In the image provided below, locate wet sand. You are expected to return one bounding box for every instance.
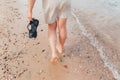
[0,0,118,80]
[72,0,120,79]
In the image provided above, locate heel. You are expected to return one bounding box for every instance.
[51,57,58,63]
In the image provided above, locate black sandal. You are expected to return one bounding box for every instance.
[27,18,39,38]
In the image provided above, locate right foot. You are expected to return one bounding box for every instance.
[56,45,65,57]
[56,45,62,53]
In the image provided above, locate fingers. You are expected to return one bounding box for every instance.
[28,17,32,21]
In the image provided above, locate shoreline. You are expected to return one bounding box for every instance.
[72,8,120,80]
[72,10,120,80]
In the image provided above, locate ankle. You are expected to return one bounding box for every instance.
[52,53,58,57]
[56,44,63,53]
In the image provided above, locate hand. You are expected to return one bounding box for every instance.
[28,11,33,21]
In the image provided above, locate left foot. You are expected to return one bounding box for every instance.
[51,56,58,63]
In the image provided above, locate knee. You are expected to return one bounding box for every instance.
[59,23,66,30]
[48,22,57,30]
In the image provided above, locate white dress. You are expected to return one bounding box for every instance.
[42,0,71,24]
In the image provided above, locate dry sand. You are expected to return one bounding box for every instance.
[0,0,118,80]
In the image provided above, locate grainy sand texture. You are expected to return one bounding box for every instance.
[0,0,120,80]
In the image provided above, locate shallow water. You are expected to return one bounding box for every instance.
[71,0,120,50]
[71,0,120,80]
[72,0,120,46]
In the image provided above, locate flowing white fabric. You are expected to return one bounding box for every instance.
[42,0,71,24]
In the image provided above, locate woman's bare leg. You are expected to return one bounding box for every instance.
[57,18,67,55]
[48,22,58,63]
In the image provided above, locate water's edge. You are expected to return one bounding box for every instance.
[71,11,120,80]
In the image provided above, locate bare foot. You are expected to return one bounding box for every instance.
[56,45,65,57]
[56,45,62,53]
[51,56,58,63]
